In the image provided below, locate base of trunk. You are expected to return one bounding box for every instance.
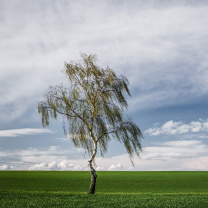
[88,163,97,194]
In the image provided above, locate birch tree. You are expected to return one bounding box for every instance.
[38,53,143,194]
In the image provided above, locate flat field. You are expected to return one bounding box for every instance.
[0,171,207,207]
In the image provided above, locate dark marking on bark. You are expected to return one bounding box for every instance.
[88,162,97,194]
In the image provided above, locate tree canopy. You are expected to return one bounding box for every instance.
[38,53,143,193]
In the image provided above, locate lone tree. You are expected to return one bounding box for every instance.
[38,53,143,194]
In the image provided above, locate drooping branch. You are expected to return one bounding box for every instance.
[38,53,143,167]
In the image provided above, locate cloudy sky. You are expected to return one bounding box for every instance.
[1,0,208,171]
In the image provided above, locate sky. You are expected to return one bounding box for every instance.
[1,0,208,171]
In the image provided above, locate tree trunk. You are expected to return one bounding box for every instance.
[88,161,97,194]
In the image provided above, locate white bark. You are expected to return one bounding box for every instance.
[88,139,97,194]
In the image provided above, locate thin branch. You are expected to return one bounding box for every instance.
[96,121,130,142]
[96,129,118,142]
[43,105,77,118]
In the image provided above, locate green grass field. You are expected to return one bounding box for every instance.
[0,171,207,207]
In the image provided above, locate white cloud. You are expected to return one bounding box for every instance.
[142,140,207,160]
[185,156,208,170]
[108,163,123,171]
[48,161,58,169]
[0,165,9,170]
[0,164,14,170]
[58,160,74,170]
[28,159,108,171]
[96,166,104,171]
[145,119,208,135]
[28,163,47,170]
[0,128,54,137]
[0,146,66,164]
[29,160,124,171]
[198,135,208,139]
[139,140,208,170]
[162,140,202,147]
[28,160,87,171]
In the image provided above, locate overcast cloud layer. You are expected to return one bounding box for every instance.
[1,0,208,170]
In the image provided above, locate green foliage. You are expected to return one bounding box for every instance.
[38,53,142,160]
[0,171,208,207]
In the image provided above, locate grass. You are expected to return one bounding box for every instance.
[0,171,208,207]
